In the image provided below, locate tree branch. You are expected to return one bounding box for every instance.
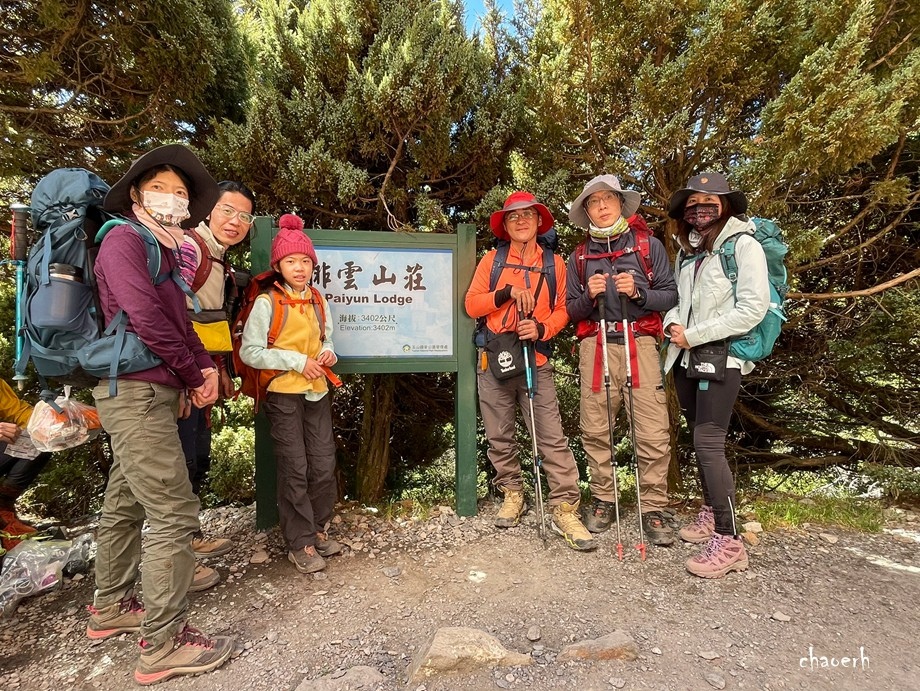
[789,267,920,300]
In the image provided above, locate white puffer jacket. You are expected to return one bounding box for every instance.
[663,216,769,375]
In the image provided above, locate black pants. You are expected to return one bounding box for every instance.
[0,447,53,508]
[262,392,337,551]
[673,365,742,535]
[177,405,212,496]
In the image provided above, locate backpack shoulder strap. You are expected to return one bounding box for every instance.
[488,244,510,292]
[633,227,655,283]
[542,245,557,308]
[717,233,745,284]
[309,285,327,343]
[184,229,216,293]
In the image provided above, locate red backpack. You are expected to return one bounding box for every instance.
[571,214,662,340]
[230,270,341,411]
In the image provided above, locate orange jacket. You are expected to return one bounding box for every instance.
[464,243,569,366]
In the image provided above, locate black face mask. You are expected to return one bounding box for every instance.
[683,203,721,230]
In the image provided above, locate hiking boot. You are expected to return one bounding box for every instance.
[583,498,615,533]
[134,623,234,686]
[315,531,342,557]
[494,487,525,528]
[86,592,145,640]
[188,564,220,592]
[679,505,715,544]
[641,510,676,546]
[686,533,749,579]
[191,534,233,559]
[288,545,326,573]
[551,501,597,551]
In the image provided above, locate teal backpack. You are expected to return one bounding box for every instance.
[715,217,789,361]
[15,168,199,397]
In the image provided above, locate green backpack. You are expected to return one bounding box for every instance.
[715,217,789,361]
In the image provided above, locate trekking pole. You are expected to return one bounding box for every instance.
[10,204,29,389]
[594,273,623,560]
[620,292,646,560]
[520,312,547,548]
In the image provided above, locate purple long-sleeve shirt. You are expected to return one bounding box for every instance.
[94,222,213,389]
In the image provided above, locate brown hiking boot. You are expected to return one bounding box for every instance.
[288,545,326,573]
[583,498,615,533]
[315,531,342,557]
[188,564,220,592]
[679,505,715,544]
[86,592,145,640]
[551,500,597,551]
[494,487,525,528]
[641,510,676,546]
[686,533,749,579]
[134,624,234,686]
[191,534,233,558]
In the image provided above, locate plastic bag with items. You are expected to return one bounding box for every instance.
[27,386,102,452]
[0,539,72,616]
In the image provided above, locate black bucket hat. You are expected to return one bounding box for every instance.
[667,172,748,219]
[103,144,219,228]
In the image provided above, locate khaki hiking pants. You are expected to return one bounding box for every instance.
[477,360,580,506]
[578,335,671,512]
[92,380,199,647]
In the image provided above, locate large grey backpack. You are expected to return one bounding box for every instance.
[15,168,168,396]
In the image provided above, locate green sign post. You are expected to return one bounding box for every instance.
[249,218,478,528]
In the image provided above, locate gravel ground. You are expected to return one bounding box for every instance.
[1,501,918,691]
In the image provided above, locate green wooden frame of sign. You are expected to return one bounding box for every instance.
[249,218,478,529]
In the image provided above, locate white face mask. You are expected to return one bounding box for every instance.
[141,191,190,226]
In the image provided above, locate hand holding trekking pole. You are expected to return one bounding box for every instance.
[595,271,624,560]
[519,310,547,548]
[619,292,646,561]
[10,204,29,389]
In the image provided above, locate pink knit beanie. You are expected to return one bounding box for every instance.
[270,214,318,267]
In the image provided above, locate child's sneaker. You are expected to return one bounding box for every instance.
[134,624,234,686]
[679,505,715,544]
[315,532,342,557]
[86,592,145,640]
[288,545,326,573]
[686,533,749,579]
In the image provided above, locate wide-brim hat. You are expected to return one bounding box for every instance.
[489,191,554,241]
[569,175,642,229]
[103,144,219,228]
[667,172,748,219]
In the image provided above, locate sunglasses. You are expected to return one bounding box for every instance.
[214,204,255,225]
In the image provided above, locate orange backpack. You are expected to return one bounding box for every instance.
[230,270,341,411]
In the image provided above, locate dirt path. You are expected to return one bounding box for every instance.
[1,503,918,690]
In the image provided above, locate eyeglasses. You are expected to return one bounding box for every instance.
[214,204,256,225]
[505,209,538,224]
[585,192,622,210]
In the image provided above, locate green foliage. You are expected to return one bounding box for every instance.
[19,438,108,520]
[749,496,884,532]
[0,0,251,180]
[207,425,256,506]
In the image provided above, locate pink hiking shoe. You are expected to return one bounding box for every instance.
[679,505,715,544]
[686,533,749,579]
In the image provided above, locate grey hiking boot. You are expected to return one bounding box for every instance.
[315,531,342,557]
[494,487,525,528]
[641,510,676,546]
[288,545,326,573]
[583,498,615,533]
[551,500,597,551]
[686,533,749,579]
[679,505,715,544]
[86,592,145,640]
[134,624,234,686]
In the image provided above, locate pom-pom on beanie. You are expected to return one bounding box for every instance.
[270,214,318,267]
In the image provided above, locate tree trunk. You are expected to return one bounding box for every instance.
[356,373,397,502]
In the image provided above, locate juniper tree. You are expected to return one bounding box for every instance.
[208,0,522,500]
[515,0,920,472]
[0,0,250,180]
